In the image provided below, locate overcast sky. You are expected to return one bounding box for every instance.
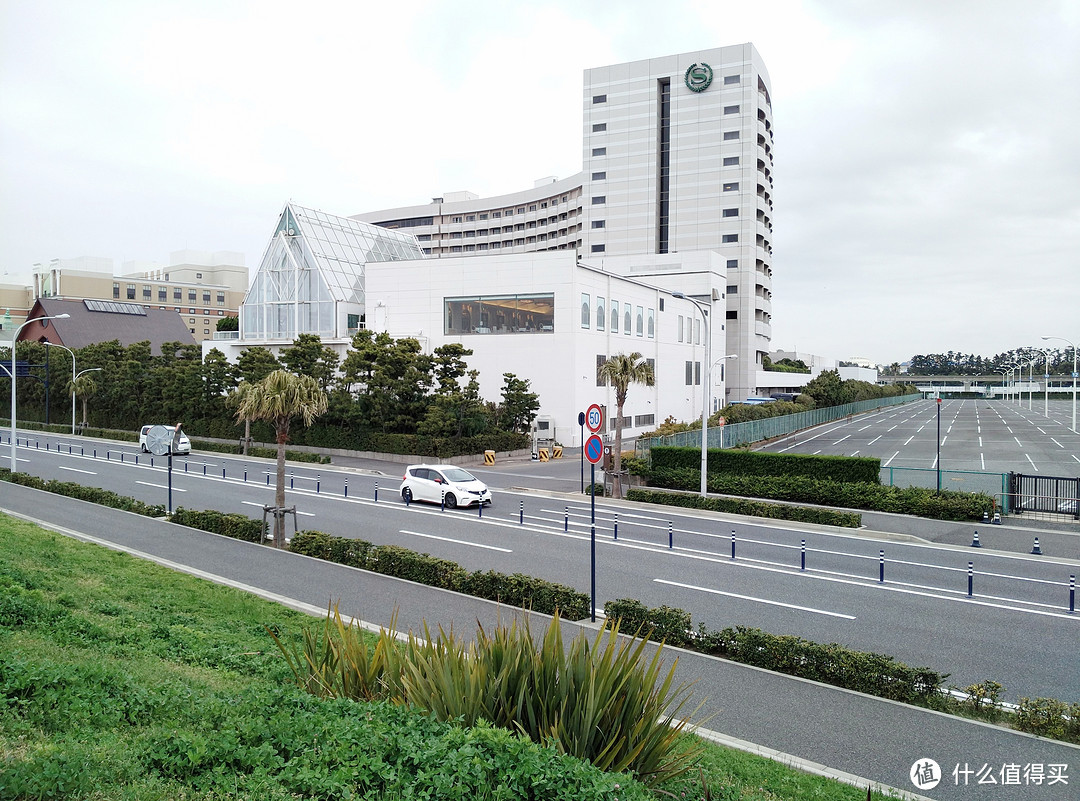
[2,0,1077,365]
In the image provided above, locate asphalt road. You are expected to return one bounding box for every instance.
[1,480,1076,801]
[8,429,1080,704]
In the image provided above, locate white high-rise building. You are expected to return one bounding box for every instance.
[354,44,774,405]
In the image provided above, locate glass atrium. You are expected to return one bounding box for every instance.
[242,203,425,341]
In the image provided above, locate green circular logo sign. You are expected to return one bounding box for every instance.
[684,62,713,93]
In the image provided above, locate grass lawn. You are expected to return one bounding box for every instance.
[0,512,896,800]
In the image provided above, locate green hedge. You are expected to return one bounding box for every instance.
[643,466,994,522]
[169,508,266,542]
[651,447,881,484]
[604,599,945,705]
[289,530,590,620]
[625,488,862,527]
[0,469,166,517]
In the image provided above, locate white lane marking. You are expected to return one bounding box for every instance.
[1014,437,1023,447]
[400,529,512,553]
[858,425,872,432]
[883,451,899,467]
[940,436,948,446]
[1025,454,1037,472]
[241,500,314,516]
[136,481,186,491]
[978,436,983,447]
[654,579,855,620]
[867,436,881,445]
[981,453,985,470]
[1051,438,1065,449]
[833,435,850,445]
[947,426,952,434]
[903,436,914,446]
[1073,455,1080,464]
[58,465,97,475]
[888,425,897,432]
[849,451,860,457]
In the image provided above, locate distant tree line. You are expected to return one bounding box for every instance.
[1,331,540,450]
[906,348,1075,376]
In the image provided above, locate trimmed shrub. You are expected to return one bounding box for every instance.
[625,488,862,528]
[604,599,947,705]
[0,469,166,517]
[288,531,591,620]
[642,466,994,522]
[650,447,881,484]
[169,508,266,542]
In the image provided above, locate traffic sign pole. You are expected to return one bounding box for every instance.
[578,411,585,494]
[590,461,596,623]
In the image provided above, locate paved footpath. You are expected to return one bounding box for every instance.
[2,482,1077,801]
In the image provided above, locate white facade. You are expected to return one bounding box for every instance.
[365,251,707,446]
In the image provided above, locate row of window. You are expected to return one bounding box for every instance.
[115,283,227,305]
[448,196,572,224]
[590,73,740,107]
[581,295,655,338]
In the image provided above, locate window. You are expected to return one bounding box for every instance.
[112,283,119,299]
[727,259,738,268]
[591,220,605,229]
[723,208,738,217]
[659,298,664,311]
[450,245,462,253]
[623,303,631,334]
[592,196,606,205]
[596,354,608,386]
[634,414,655,427]
[591,244,606,253]
[479,213,488,220]
[724,74,740,85]
[596,297,605,331]
[592,94,607,103]
[203,329,210,335]
[466,215,475,222]
[445,293,554,334]
[173,288,182,300]
[647,308,655,338]
[722,234,739,243]
[466,230,476,236]
[635,306,643,337]
[188,290,196,301]
[678,315,684,343]
[196,273,202,279]
[202,291,211,303]
[516,207,525,214]
[724,105,740,114]
[450,231,462,239]
[727,285,738,294]
[592,147,606,157]
[451,216,462,223]
[158,286,167,301]
[695,362,701,385]
[610,299,619,333]
[142,286,151,300]
[592,171,606,180]
[528,204,537,212]
[492,211,501,218]
[581,293,590,328]
[727,310,738,319]
[723,130,740,140]
[723,182,739,191]
[723,157,740,166]
[685,361,693,385]
[694,318,701,345]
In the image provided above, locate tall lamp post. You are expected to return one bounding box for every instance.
[672,291,713,497]
[43,341,76,435]
[3,314,70,471]
[72,367,103,433]
[1042,335,1077,433]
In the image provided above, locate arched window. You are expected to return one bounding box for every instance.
[596,297,606,330]
[581,294,591,328]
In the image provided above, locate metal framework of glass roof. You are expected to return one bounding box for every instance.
[242,203,424,341]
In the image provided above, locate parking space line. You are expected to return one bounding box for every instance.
[654,579,856,620]
[400,530,512,552]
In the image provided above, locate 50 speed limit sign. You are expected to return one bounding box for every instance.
[585,403,604,433]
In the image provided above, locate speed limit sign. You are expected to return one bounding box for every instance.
[586,403,604,433]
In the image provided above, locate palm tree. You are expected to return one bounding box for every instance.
[234,370,328,547]
[227,381,257,456]
[598,352,654,498]
[67,373,99,429]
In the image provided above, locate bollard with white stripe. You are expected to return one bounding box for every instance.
[374,481,378,502]
[801,538,806,571]
[564,506,569,532]
[613,513,618,540]
[1070,575,1075,614]
[968,562,974,597]
[668,521,673,549]
[731,530,736,560]
[519,501,523,525]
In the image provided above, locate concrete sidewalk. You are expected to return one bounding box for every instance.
[2,482,1076,801]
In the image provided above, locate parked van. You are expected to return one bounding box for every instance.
[138,425,191,455]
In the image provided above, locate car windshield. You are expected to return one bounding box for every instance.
[442,468,477,483]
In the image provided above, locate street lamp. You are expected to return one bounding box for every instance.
[672,290,722,497]
[1042,335,1077,434]
[72,367,103,434]
[2,314,70,472]
[43,341,76,434]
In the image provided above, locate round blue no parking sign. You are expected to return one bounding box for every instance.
[585,434,604,464]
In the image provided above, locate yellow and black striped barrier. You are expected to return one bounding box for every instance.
[538,448,549,462]
[484,450,495,465]
[552,445,563,459]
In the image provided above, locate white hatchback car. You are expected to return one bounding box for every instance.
[400,464,492,509]
[138,425,191,455]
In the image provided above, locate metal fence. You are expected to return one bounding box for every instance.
[637,393,918,457]
[879,465,1009,505]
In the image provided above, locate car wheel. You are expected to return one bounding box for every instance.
[402,487,413,504]
[443,492,458,509]
[141,444,148,453]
